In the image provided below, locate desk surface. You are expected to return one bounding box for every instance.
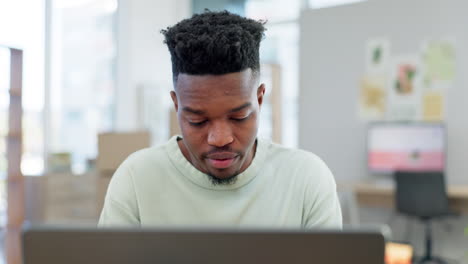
[352,182,468,214]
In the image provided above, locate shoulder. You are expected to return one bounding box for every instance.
[265,141,330,174]
[104,141,173,191]
[263,141,336,189]
[106,141,174,195]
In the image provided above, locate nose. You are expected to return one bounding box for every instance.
[207,121,234,147]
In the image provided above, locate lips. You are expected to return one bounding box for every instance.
[206,152,237,160]
[206,152,238,169]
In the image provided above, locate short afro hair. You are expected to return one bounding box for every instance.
[161,10,266,84]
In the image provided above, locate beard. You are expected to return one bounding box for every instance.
[206,171,239,186]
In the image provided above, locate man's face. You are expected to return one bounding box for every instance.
[171,69,265,183]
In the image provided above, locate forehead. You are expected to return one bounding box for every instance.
[175,69,257,104]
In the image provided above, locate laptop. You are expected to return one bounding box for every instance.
[22,226,385,264]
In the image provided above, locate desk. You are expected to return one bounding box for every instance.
[354,183,468,214]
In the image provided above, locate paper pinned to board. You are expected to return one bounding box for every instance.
[386,55,422,121]
[422,91,444,121]
[359,75,386,120]
[419,39,454,121]
[365,38,391,74]
[422,39,456,86]
[359,37,455,122]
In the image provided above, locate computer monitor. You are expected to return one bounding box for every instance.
[22,227,385,264]
[367,122,445,174]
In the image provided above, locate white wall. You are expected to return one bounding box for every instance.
[115,0,191,131]
[299,0,468,185]
[298,0,468,258]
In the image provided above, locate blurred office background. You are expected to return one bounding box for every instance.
[1,0,468,263]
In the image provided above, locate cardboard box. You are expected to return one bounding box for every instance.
[97,131,151,172]
[24,170,115,225]
[43,172,101,224]
[169,109,181,137]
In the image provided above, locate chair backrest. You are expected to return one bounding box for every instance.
[394,171,449,219]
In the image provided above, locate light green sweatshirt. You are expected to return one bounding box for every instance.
[99,136,342,229]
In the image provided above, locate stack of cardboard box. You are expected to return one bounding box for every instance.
[41,131,151,225]
[43,171,99,224]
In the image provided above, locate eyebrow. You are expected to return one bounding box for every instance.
[229,102,252,113]
[182,102,252,115]
[182,107,205,115]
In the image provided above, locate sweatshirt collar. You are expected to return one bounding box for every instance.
[166,135,269,191]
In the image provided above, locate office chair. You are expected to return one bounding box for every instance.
[394,171,455,264]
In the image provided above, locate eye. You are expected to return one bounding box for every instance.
[189,120,207,127]
[231,115,250,122]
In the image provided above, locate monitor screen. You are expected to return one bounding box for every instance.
[368,123,445,173]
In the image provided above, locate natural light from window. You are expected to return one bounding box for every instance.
[0,0,45,176]
[309,0,367,9]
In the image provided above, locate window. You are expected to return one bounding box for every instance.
[0,47,10,228]
[246,0,301,22]
[246,0,301,147]
[309,0,367,9]
[0,0,45,176]
[0,48,10,178]
[49,0,117,174]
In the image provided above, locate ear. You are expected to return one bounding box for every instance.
[257,83,266,108]
[170,91,178,112]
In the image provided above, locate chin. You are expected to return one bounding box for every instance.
[209,168,238,179]
[207,172,239,186]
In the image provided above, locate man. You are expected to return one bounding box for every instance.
[99,10,342,228]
